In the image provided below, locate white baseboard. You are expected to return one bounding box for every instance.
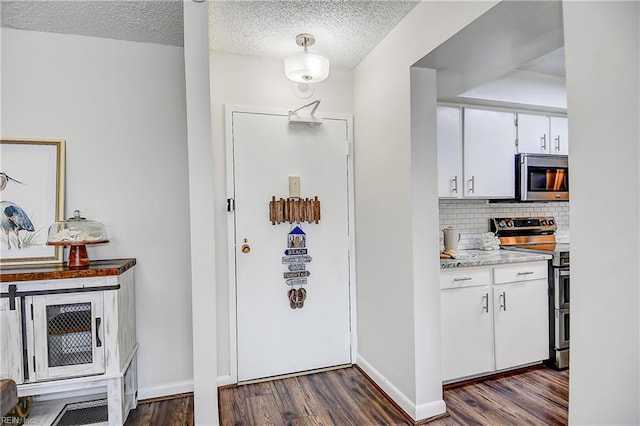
[356,355,446,422]
[416,399,447,421]
[137,380,194,401]
[217,374,234,387]
[133,375,234,402]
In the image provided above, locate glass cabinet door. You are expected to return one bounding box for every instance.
[31,292,105,381]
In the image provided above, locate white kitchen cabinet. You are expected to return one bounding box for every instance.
[0,259,138,426]
[440,260,549,383]
[437,106,463,198]
[517,113,569,155]
[493,263,549,370]
[441,285,493,381]
[463,108,516,198]
[550,116,569,155]
[440,267,493,382]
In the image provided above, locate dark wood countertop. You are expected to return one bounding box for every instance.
[0,258,136,282]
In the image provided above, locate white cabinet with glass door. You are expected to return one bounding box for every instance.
[0,260,138,426]
[29,292,105,381]
[517,113,569,155]
[463,108,516,198]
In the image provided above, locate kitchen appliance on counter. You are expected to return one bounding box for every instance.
[515,154,569,201]
[442,227,461,253]
[490,216,570,370]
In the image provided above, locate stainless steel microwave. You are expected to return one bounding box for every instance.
[515,153,569,201]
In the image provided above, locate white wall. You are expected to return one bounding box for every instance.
[352,1,498,421]
[563,2,640,424]
[208,51,353,382]
[1,28,194,399]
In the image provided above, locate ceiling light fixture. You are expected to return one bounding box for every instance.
[284,33,330,84]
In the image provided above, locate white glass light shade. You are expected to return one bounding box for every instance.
[284,51,330,83]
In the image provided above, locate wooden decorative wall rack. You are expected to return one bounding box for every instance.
[269,196,320,225]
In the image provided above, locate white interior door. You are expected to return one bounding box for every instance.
[230,108,352,382]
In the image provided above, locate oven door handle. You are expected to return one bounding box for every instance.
[559,270,570,277]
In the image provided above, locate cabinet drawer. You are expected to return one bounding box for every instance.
[493,262,547,284]
[440,268,491,289]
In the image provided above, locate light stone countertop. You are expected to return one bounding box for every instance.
[440,249,551,269]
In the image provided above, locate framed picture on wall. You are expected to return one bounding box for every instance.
[0,138,66,267]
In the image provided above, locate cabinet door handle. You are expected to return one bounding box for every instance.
[541,135,547,150]
[453,277,473,282]
[555,135,561,151]
[95,317,102,348]
[517,271,534,275]
[469,176,475,193]
[482,293,489,313]
[452,176,458,193]
[499,291,507,311]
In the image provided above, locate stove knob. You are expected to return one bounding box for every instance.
[499,220,506,228]
[548,219,555,226]
[541,220,547,226]
[507,220,514,227]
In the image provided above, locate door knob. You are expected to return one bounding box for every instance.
[241,238,251,254]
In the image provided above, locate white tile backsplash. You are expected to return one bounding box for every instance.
[439,199,570,250]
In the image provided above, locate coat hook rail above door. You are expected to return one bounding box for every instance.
[269,196,321,225]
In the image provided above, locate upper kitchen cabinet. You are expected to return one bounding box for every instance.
[463,108,516,198]
[517,113,569,155]
[437,106,463,198]
[549,116,569,155]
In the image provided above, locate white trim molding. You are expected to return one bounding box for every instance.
[356,355,446,422]
[137,380,194,401]
[217,374,234,387]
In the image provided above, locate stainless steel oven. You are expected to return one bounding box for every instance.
[515,153,569,201]
[554,267,570,310]
[555,309,570,350]
[551,263,570,367]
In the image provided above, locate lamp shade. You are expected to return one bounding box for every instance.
[284,50,330,83]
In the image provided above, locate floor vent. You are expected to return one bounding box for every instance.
[51,399,108,426]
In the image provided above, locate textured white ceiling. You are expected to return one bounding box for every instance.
[1,0,184,46]
[1,0,419,69]
[1,0,563,76]
[209,1,419,68]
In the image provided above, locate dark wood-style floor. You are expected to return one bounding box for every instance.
[124,365,569,426]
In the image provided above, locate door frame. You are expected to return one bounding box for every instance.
[224,104,358,384]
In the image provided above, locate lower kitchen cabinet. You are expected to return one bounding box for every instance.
[440,261,549,383]
[493,278,549,370]
[441,285,493,381]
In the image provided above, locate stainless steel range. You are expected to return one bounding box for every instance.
[490,216,570,370]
